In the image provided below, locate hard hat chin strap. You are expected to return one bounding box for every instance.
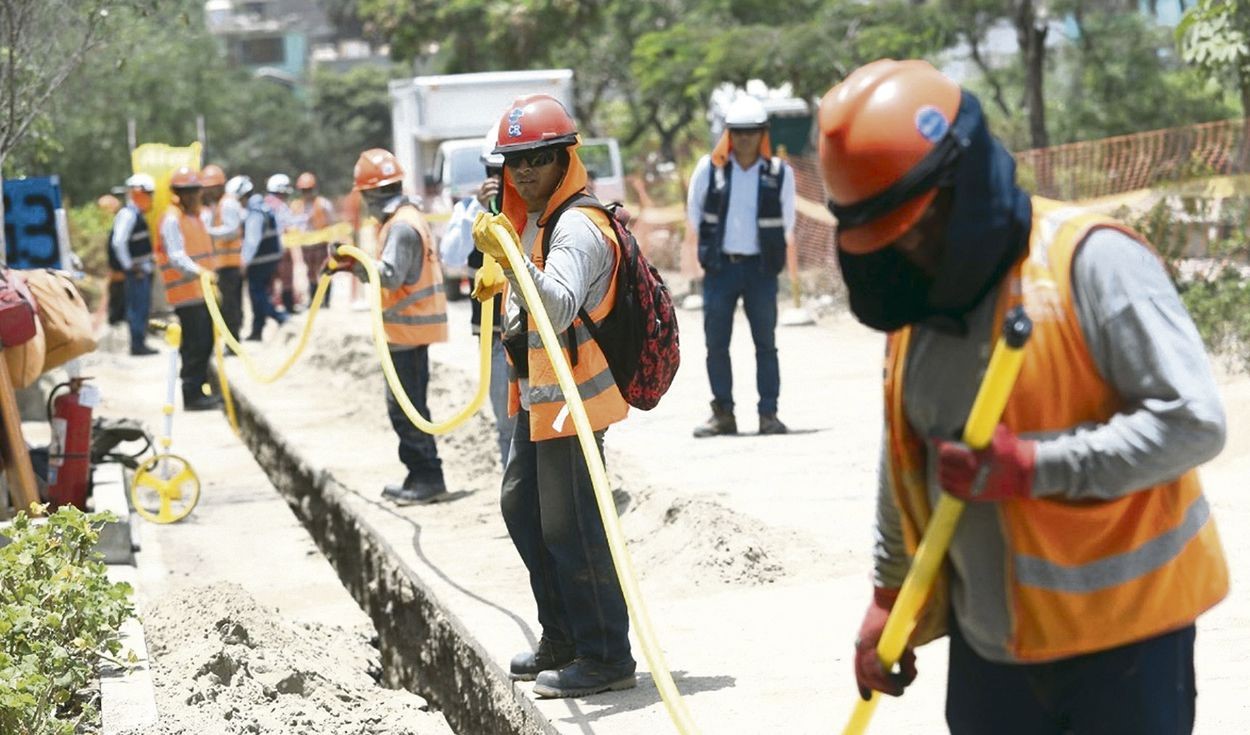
[828,94,978,230]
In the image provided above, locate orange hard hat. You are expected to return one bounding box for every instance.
[817,59,961,254]
[96,194,122,214]
[169,166,202,189]
[296,171,317,190]
[353,149,404,190]
[493,94,578,155]
[200,164,226,187]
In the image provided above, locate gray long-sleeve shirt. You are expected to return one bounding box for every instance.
[373,206,426,352]
[874,227,1226,663]
[502,209,615,409]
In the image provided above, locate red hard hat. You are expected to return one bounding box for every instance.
[353,149,404,190]
[817,59,961,254]
[296,171,317,190]
[200,164,226,187]
[169,166,202,189]
[493,94,578,155]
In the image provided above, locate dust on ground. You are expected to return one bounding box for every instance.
[123,582,453,735]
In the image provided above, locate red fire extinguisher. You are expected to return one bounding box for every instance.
[47,378,97,510]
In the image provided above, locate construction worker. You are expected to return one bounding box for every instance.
[349,148,449,505]
[264,173,301,314]
[157,167,220,410]
[439,125,514,467]
[290,172,337,307]
[199,165,245,342]
[108,175,157,356]
[239,175,289,340]
[98,193,126,328]
[685,95,796,438]
[471,94,636,698]
[819,60,1228,734]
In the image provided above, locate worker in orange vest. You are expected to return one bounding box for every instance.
[348,149,449,505]
[819,60,1228,734]
[290,171,337,307]
[157,166,220,411]
[200,164,245,341]
[471,95,635,699]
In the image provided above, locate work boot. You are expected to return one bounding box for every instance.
[130,344,159,356]
[509,637,576,682]
[692,401,736,438]
[183,394,221,412]
[758,414,788,435]
[384,478,448,506]
[532,658,637,698]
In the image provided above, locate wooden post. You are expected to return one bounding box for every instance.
[0,352,40,515]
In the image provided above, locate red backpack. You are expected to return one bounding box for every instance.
[542,193,680,410]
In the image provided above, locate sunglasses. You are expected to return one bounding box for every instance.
[503,149,558,169]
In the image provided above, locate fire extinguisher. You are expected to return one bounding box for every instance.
[47,378,97,510]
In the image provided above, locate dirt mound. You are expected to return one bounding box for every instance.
[126,583,451,735]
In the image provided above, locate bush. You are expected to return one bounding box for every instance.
[0,506,134,735]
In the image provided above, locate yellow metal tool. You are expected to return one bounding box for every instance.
[842,305,1032,735]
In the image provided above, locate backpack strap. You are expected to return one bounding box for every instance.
[538,190,606,368]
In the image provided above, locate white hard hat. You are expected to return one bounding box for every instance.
[481,123,504,168]
[266,173,293,194]
[226,175,254,198]
[124,173,156,192]
[725,96,768,129]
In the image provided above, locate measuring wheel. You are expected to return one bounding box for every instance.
[130,453,201,524]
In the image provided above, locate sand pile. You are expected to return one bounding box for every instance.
[125,583,452,735]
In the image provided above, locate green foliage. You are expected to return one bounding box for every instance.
[1177,0,1250,113]
[67,202,114,279]
[0,506,135,735]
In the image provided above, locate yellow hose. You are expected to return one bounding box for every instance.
[842,307,1032,735]
[213,323,240,435]
[485,223,700,734]
[334,244,493,435]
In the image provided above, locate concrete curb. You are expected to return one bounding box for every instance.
[225,382,557,735]
[101,564,158,734]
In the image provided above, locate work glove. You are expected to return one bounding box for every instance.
[935,423,1036,502]
[471,257,507,303]
[854,587,917,701]
[472,211,520,266]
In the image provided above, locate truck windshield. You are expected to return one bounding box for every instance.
[579,143,612,180]
[449,147,484,189]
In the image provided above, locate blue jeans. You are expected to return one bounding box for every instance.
[124,271,152,352]
[489,335,515,468]
[703,256,780,415]
[246,261,286,339]
[385,346,443,483]
[500,412,632,665]
[947,618,1196,735]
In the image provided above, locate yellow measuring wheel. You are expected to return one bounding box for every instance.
[130,453,201,524]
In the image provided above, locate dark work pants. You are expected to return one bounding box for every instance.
[247,261,285,339]
[702,256,780,415]
[500,411,632,665]
[174,303,213,403]
[385,346,443,483]
[947,618,1196,735]
[107,275,125,325]
[302,245,330,307]
[217,266,244,341]
[124,272,152,352]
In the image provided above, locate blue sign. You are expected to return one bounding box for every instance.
[4,176,65,270]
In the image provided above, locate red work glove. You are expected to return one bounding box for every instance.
[854,587,917,701]
[936,423,1036,502]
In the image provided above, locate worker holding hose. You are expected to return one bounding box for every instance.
[819,60,1228,734]
[471,94,636,699]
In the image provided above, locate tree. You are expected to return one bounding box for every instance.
[1177,0,1250,115]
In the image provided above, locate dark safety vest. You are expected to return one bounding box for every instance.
[697,157,787,274]
[108,205,152,272]
[248,202,282,266]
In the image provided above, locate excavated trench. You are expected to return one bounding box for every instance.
[224,385,556,735]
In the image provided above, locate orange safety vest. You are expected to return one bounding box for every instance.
[291,196,333,240]
[884,197,1228,662]
[211,196,243,269]
[157,207,214,307]
[378,204,447,346]
[506,205,628,442]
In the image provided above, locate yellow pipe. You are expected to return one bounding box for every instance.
[843,306,1032,735]
[334,244,492,435]
[213,323,240,435]
[485,222,700,735]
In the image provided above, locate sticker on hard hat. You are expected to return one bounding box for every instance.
[382,162,395,175]
[508,108,524,138]
[915,106,949,143]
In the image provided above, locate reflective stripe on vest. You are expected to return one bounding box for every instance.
[884,195,1228,662]
[158,210,214,307]
[697,156,787,272]
[516,205,628,441]
[212,199,243,269]
[379,204,447,346]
